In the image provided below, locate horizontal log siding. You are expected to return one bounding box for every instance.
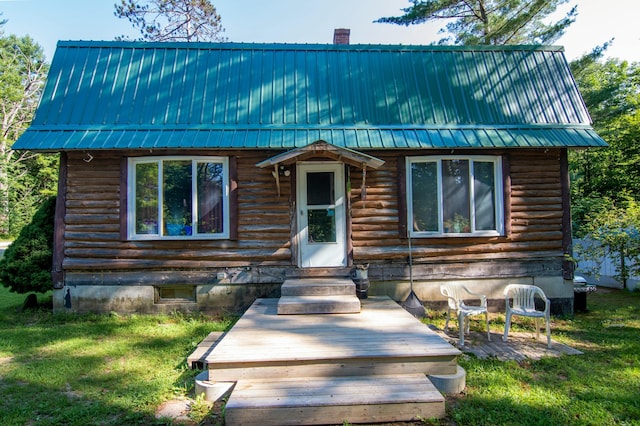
[63,151,292,270]
[62,148,565,277]
[349,149,564,264]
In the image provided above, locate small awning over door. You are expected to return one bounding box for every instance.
[256,140,385,198]
[255,140,385,169]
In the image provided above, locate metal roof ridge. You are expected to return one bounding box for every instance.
[55,40,565,53]
[27,123,594,131]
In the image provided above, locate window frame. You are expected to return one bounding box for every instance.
[406,155,504,238]
[127,156,230,240]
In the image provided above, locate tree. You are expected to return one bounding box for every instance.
[570,58,640,207]
[0,195,55,294]
[568,45,640,288]
[574,197,640,289]
[0,30,57,237]
[114,0,226,42]
[377,0,577,45]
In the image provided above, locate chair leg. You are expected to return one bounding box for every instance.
[458,312,465,347]
[545,317,552,349]
[444,309,451,332]
[503,312,512,342]
[485,311,491,341]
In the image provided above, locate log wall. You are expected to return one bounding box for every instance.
[62,150,294,271]
[61,148,567,281]
[348,149,566,279]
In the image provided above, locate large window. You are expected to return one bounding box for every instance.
[407,156,503,237]
[128,156,229,239]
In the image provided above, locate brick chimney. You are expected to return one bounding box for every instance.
[333,28,350,45]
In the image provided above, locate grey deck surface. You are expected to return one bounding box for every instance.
[205,296,460,371]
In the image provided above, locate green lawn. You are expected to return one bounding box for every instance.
[0,286,234,425]
[0,286,639,425]
[443,288,640,425]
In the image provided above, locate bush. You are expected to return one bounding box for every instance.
[574,197,640,288]
[0,196,56,293]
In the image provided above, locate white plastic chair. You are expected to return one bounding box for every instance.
[440,284,490,347]
[503,284,551,348]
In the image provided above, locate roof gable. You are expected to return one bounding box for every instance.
[15,41,606,150]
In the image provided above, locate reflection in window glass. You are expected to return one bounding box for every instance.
[474,161,496,231]
[163,161,192,236]
[442,160,470,233]
[135,163,159,234]
[130,157,228,239]
[197,162,224,234]
[308,209,336,243]
[408,156,501,236]
[307,172,334,205]
[411,162,438,232]
[155,286,196,303]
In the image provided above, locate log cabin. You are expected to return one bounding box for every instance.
[14,33,606,315]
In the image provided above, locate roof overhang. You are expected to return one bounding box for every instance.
[13,126,608,152]
[255,140,385,169]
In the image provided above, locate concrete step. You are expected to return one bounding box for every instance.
[280,278,355,297]
[277,295,361,314]
[224,374,445,425]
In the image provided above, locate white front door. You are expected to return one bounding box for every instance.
[297,162,347,267]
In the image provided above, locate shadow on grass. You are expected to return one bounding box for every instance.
[454,289,640,425]
[0,296,229,425]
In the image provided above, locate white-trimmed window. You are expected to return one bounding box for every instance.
[407,156,504,237]
[128,156,230,240]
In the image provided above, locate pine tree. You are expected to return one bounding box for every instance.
[115,0,226,42]
[377,0,577,45]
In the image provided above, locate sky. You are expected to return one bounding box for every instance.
[0,0,638,64]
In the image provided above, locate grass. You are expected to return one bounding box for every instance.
[0,287,235,425]
[430,288,640,426]
[0,287,639,425]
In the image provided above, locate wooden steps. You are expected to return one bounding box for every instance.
[202,298,460,424]
[207,298,459,381]
[225,374,445,426]
[277,278,361,314]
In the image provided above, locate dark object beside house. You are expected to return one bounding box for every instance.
[573,276,597,312]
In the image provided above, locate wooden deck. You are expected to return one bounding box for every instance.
[204,296,460,425]
[205,297,461,382]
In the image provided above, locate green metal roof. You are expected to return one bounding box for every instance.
[15,41,607,151]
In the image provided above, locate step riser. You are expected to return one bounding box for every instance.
[226,401,445,425]
[225,374,445,426]
[278,279,361,314]
[209,358,459,382]
[281,284,355,296]
[277,298,360,314]
[281,278,356,297]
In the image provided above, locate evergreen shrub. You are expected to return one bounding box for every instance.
[0,196,55,293]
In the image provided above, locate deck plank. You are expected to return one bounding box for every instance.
[225,374,445,425]
[209,359,458,381]
[206,297,459,364]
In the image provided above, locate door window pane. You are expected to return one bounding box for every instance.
[307,172,334,205]
[308,209,336,243]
